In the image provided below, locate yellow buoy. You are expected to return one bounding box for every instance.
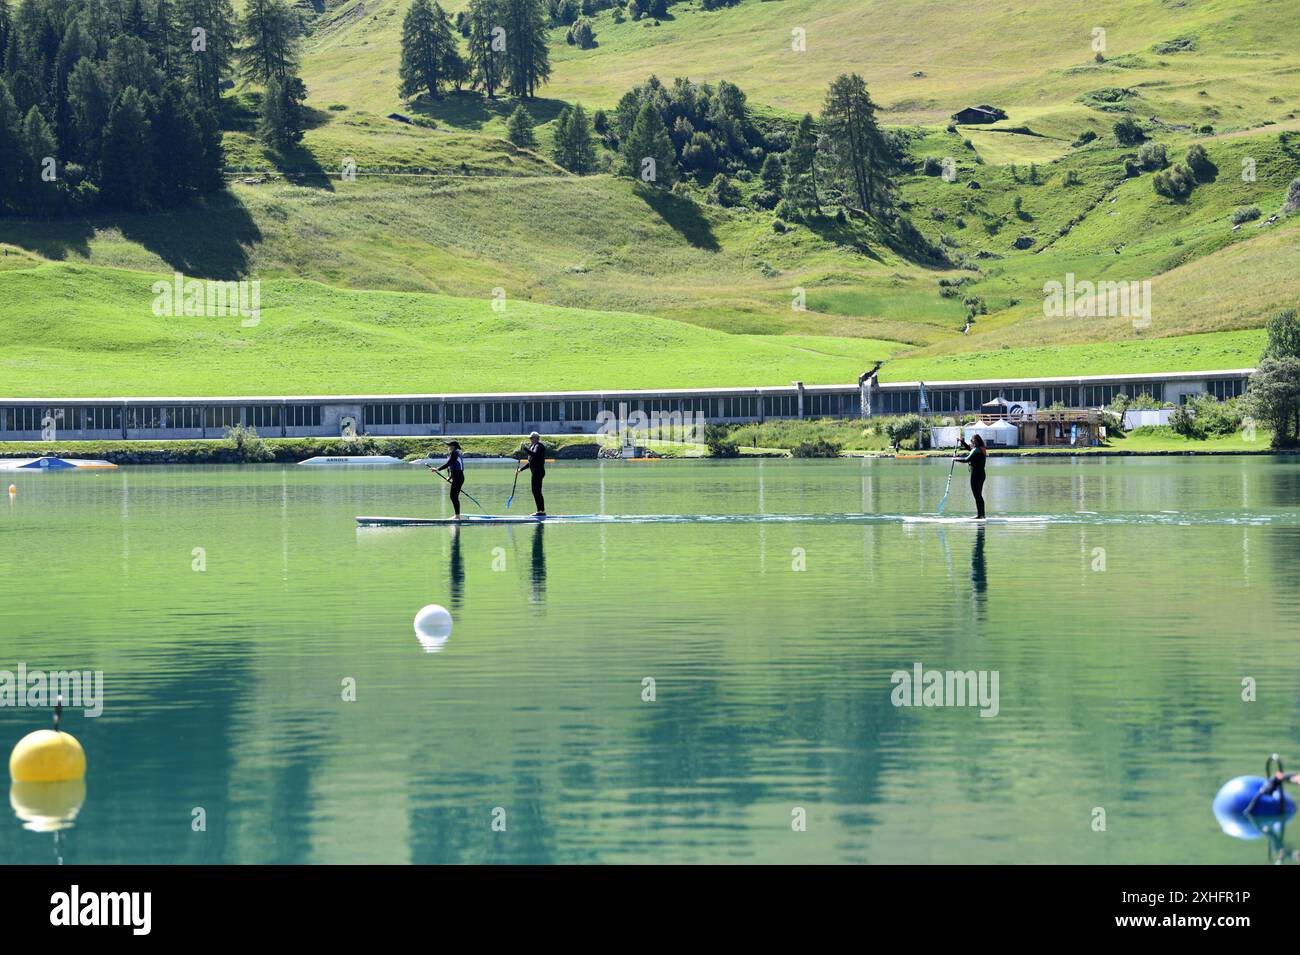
[9,730,86,782]
[6,484,14,495]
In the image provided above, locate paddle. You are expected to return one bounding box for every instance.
[506,462,521,510]
[936,456,958,516]
[426,464,485,514]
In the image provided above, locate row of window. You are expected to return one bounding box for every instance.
[0,405,324,432]
[0,382,1248,434]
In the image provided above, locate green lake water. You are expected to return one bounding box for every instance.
[1,456,1298,864]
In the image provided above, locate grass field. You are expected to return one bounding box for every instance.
[4,0,1299,397]
[0,263,910,396]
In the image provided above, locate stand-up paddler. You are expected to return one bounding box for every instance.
[516,431,547,516]
[433,440,466,518]
[955,433,988,520]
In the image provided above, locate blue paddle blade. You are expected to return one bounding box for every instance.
[506,494,514,509]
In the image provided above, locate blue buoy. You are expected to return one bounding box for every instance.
[1213,775,1295,820]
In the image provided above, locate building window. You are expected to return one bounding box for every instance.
[127,406,165,429]
[764,394,799,418]
[364,404,401,427]
[405,403,439,426]
[565,400,601,422]
[1045,387,1078,408]
[722,396,759,419]
[524,401,560,422]
[285,405,321,428]
[203,406,241,429]
[0,407,70,432]
[922,390,960,413]
[1205,378,1246,401]
[877,391,918,415]
[248,405,281,430]
[486,402,520,424]
[446,403,480,424]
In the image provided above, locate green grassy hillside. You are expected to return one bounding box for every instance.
[0,263,907,395]
[4,0,1298,397]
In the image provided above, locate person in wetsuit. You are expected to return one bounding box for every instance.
[433,440,465,518]
[516,431,547,516]
[955,432,988,520]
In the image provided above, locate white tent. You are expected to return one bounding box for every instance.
[929,420,1019,449]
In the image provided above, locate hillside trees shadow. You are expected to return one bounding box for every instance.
[0,190,262,279]
[409,90,571,131]
[634,183,719,251]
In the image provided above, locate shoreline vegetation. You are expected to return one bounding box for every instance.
[0,423,1283,464]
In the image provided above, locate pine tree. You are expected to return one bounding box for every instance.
[552,102,594,174]
[0,77,23,212]
[819,73,890,214]
[153,0,179,74]
[782,112,819,216]
[20,103,58,214]
[240,0,299,86]
[502,0,549,98]
[258,73,304,150]
[66,56,111,170]
[151,81,203,204]
[100,86,155,209]
[176,0,236,113]
[505,102,536,147]
[0,0,12,73]
[399,0,461,101]
[619,100,675,186]
[466,0,505,99]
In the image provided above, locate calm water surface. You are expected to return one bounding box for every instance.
[1,456,1298,863]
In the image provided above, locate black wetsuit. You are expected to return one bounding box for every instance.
[957,441,987,518]
[518,441,547,513]
[437,449,465,514]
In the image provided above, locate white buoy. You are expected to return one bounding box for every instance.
[414,604,452,653]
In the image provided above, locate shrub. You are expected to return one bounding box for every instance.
[1230,205,1261,225]
[224,425,275,462]
[922,156,944,176]
[1137,142,1167,170]
[790,438,842,458]
[1153,164,1195,199]
[1113,117,1146,145]
[703,424,739,457]
[706,175,740,207]
[1072,130,1097,147]
[1284,178,1300,214]
[884,414,927,449]
[1171,395,1245,439]
[1184,143,1217,182]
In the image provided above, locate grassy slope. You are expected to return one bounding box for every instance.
[0,174,958,342]
[304,0,1300,128]
[0,263,906,396]
[5,0,1298,396]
